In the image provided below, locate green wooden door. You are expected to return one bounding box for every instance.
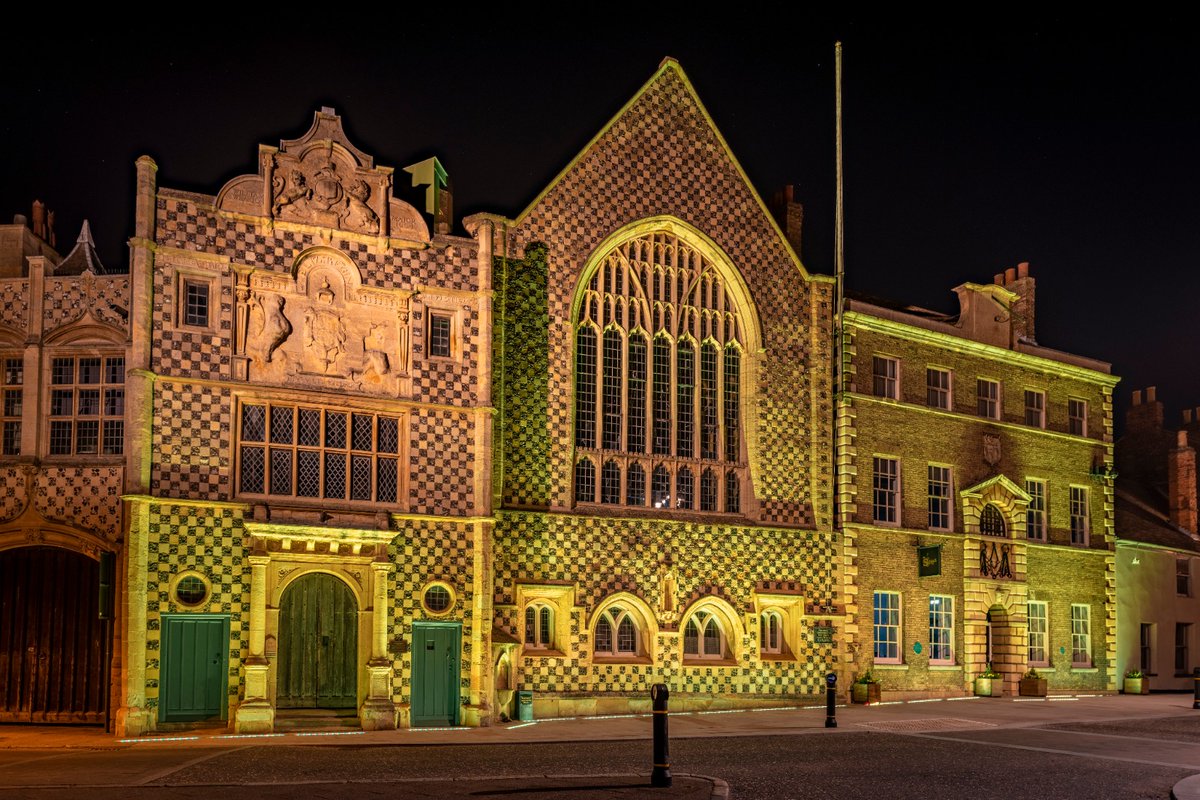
[277,573,357,709]
[160,615,228,722]
[411,623,460,726]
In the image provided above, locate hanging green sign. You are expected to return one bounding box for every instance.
[918,545,942,577]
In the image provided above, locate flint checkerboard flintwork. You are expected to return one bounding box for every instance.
[151,383,233,501]
[33,467,123,540]
[43,273,129,333]
[407,409,475,516]
[143,503,249,711]
[0,280,29,329]
[493,511,839,697]
[387,519,477,701]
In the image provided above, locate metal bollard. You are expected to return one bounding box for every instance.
[1193,667,1200,710]
[825,671,838,728]
[650,683,672,788]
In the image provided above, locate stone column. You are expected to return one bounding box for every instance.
[235,553,274,733]
[361,556,397,730]
[20,255,47,457]
[462,519,493,726]
[114,500,153,736]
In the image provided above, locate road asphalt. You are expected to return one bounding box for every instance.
[2,691,1199,799]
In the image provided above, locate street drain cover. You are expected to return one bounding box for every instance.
[857,718,997,733]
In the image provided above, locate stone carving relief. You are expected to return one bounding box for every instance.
[44,272,130,333]
[237,247,412,396]
[214,109,430,243]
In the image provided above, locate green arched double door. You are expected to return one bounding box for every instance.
[277,573,358,709]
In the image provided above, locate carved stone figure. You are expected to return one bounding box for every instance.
[272,170,311,218]
[254,293,292,363]
[983,433,1002,466]
[304,281,346,374]
[351,322,391,382]
[341,179,380,234]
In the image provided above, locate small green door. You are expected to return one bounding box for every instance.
[411,622,460,726]
[160,615,229,722]
[277,573,358,709]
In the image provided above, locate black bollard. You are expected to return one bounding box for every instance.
[650,683,671,788]
[1193,667,1200,710]
[825,671,838,728]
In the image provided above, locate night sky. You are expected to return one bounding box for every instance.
[3,21,1196,432]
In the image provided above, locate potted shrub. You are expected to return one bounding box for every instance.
[1123,669,1148,695]
[974,663,1003,697]
[851,670,881,704]
[1019,667,1047,697]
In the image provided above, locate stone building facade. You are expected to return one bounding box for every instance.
[0,211,129,724]
[839,265,1119,696]
[1115,388,1200,690]
[3,59,1134,735]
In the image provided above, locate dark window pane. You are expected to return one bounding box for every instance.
[298,408,321,447]
[242,405,266,442]
[602,330,623,450]
[49,421,72,455]
[429,314,452,358]
[726,471,740,514]
[350,454,372,500]
[297,450,321,497]
[50,389,72,416]
[652,338,671,455]
[601,460,621,504]
[270,406,294,444]
[676,467,693,509]
[575,327,597,449]
[377,417,399,454]
[184,280,210,326]
[270,448,293,495]
[352,414,373,451]
[324,452,346,499]
[102,420,123,455]
[325,412,347,449]
[51,358,74,385]
[104,388,124,416]
[377,457,398,503]
[75,421,99,454]
[574,459,595,503]
[77,389,100,416]
[627,336,647,453]
[2,421,20,455]
[240,446,264,493]
[104,357,125,384]
[3,389,21,418]
[627,463,646,506]
[78,358,101,384]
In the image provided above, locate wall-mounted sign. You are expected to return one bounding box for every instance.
[813,626,834,644]
[918,545,942,577]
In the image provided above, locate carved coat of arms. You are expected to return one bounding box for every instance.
[983,433,1002,466]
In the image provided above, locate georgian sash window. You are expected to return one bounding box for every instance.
[573,232,748,512]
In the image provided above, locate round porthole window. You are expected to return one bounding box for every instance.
[173,573,210,607]
[423,583,453,614]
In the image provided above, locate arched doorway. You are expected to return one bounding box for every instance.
[986,604,1018,695]
[277,573,358,709]
[0,546,107,723]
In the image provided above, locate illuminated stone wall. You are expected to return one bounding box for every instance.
[494,511,839,709]
[841,306,1118,694]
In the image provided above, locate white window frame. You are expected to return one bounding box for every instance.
[873,456,900,526]
[682,609,727,662]
[593,604,642,660]
[977,378,1001,420]
[928,595,954,666]
[760,610,784,656]
[927,464,952,531]
[873,590,902,664]
[926,367,952,410]
[872,355,899,400]
[1069,485,1090,546]
[524,602,555,651]
[1178,557,1192,597]
[1070,604,1091,667]
[1026,479,1047,541]
[1028,601,1048,666]
[1068,397,1088,437]
[1024,389,1046,428]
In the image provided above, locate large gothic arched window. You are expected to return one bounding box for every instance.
[573,230,748,512]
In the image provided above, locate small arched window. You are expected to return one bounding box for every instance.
[595,605,640,657]
[683,610,725,660]
[980,503,1006,537]
[525,603,554,650]
[760,610,783,656]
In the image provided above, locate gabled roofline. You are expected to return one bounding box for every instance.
[512,58,821,283]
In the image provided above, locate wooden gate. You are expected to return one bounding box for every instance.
[411,622,460,726]
[0,546,107,724]
[277,573,358,708]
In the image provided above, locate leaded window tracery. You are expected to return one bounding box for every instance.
[573,232,748,513]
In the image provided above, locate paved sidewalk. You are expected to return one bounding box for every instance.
[2,692,1197,799]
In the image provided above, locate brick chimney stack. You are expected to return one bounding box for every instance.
[1169,429,1198,535]
[993,262,1036,344]
[1126,386,1164,434]
[770,185,804,258]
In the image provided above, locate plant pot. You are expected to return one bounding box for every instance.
[1019,678,1047,697]
[852,682,881,704]
[1123,677,1148,695]
[974,676,1001,697]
